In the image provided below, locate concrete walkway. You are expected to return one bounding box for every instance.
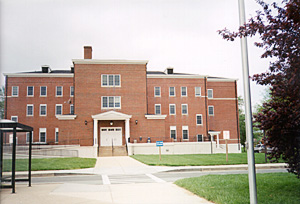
[1,156,214,204]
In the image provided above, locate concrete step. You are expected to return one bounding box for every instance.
[98,146,128,157]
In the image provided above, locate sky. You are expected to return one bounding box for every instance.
[0,0,277,107]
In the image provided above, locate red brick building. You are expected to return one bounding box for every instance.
[4,46,240,157]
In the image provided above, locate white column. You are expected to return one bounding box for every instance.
[125,118,130,145]
[217,134,220,148]
[93,119,98,147]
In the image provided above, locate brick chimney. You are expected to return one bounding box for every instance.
[84,46,92,59]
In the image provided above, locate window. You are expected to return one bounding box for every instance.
[196,114,203,125]
[11,116,18,122]
[40,86,47,96]
[27,104,34,116]
[102,96,121,109]
[208,89,213,99]
[55,104,62,115]
[169,87,175,96]
[154,87,161,97]
[170,126,176,140]
[39,128,46,143]
[101,74,121,87]
[56,86,63,97]
[182,104,188,115]
[182,126,189,140]
[181,87,187,97]
[197,134,203,142]
[12,86,19,97]
[70,104,74,115]
[55,128,59,143]
[70,86,74,97]
[27,86,34,96]
[195,87,201,96]
[208,106,214,116]
[26,132,33,143]
[155,104,161,115]
[40,104,47,116]
[169,104,176,115]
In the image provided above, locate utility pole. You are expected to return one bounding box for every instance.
[238,0,258,203]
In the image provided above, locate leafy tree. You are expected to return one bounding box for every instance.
[0,86,4,119]
[238,97,246,152]
[219,0,300,177]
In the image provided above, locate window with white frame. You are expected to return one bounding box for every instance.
[26,132,33,143]
[207,89,213,98]
[40,86,47,96]
[55,128,59,143]
[208,106,214,116]
[11,116,18,122]
[195,87,201,96]
[101,74,121,87]
[27,104,34,116]
[56,86,63,97]
[55,104,62,115]
[70,86,74,97]
[169,87,175,96]
[39,128,46,143]
[170,126,176,140]
[169,104,176,115]
[102,96,121,109]
[182,126,189,140]
[196,114,203,125]
[197,134,203,142]
[182,104,188,115]
[155,104,161,115]
[181,87,187,97]
[40,104,47,116]
[70,104,74,115]
[12,86,19,97]
[154,87,161,97]
[27,86,34,97]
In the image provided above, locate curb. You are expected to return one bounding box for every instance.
[165,164,287,173]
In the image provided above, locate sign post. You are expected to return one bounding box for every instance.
[223,131,230,162]
[156,141,163,161]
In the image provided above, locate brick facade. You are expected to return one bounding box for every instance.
[4,46,240,154]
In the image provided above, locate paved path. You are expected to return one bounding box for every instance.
[1,156,214,204]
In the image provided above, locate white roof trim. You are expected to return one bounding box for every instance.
[147,75,206,79]
[73,59,148,65]
[92,110,132,120]
[145,114,167,119]
[207,78,238,82]
[56,115,77,120]
[3,73,74,78]
[0,119,16,123]
[208,131,221,135]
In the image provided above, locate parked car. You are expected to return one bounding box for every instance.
[254,144,273,153]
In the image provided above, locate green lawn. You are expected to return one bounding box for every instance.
[175,173,300,204]
[3,157,97,172]
[131,153,283,166]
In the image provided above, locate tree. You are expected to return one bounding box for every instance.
[0,86,4,119]
[219,0,300,177]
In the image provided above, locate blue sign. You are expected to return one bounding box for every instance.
[156,141,163,147]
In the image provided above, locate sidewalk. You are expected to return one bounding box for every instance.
[1,156,214,204]
[1,156,286,204]
[13,156,286,177]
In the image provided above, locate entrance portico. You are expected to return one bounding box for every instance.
[92,111,132,150]
[208,130,221,148]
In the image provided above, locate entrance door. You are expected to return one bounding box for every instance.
[100,127,122,146]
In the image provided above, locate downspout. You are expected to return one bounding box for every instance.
[204,77,212,153]
[204,77,208,139]
[5,76,8,119]
[234,80,240,151]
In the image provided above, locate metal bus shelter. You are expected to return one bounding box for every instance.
[0,119,33,193]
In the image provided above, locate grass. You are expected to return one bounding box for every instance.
[175,173,300,204]
[131,153,284,166]
[3,157,97,172]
